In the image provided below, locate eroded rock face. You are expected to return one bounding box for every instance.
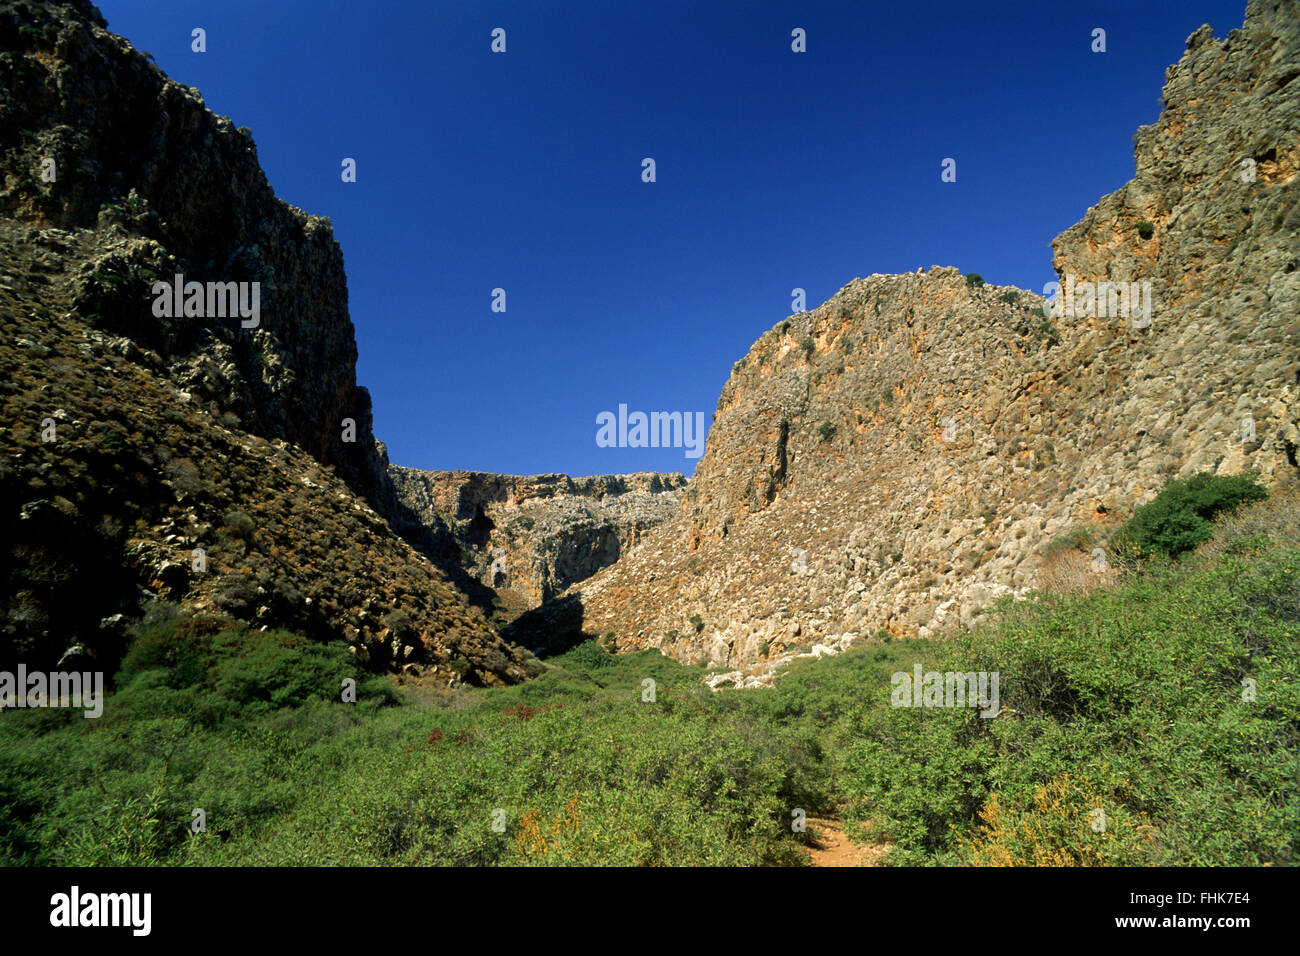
[0,0,525,683]
[572,0,1300,675]
[0,0,392,510]
[389,468,687,612]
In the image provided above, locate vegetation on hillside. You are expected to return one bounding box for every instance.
[1,482,1295,866]
[1112,471,1266,559]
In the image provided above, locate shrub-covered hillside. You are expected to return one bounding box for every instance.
[1,484,1296,866]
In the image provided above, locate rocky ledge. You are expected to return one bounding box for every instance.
[389,467,687,614]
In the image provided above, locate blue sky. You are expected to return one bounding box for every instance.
[97,0,1249,477]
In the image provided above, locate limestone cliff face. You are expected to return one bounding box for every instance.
[0,0,525,683]
[389,467,686,613]
[572,0,1300,681]
[1,0,393,510]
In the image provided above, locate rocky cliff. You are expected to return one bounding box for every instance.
[0,0,526,683]
[569,0,1300,682]
[390,467,686,615]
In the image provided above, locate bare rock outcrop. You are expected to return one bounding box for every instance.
[571,0,1300,676]
[390,467,686,613]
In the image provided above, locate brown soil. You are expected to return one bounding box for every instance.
[803,816,892,867]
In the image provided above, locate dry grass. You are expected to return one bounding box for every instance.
[1197,479,1300,557]
[1034,548,1126,595]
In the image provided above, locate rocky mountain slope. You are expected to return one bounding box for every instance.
[568,0,1300,681]
[0,0,526,683]
[390,467,685,615]
[5,0,1296,692]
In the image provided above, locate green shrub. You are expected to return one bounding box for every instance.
[960,770,1158,865]
[383,609,416,642]
[117,616,223,690]
[63,785,169,866]
[164,458,203,496]
[1136,221,1155,240]
[561,639,615,670]
[102,428,130,455]
[210,631,355,709]
[966,273,985,288]
[221,510,256,541]
[1113,472,1266,559]
[116,618,364,712]
[842,545,1300,865]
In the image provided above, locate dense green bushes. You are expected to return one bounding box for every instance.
[0,636,819,866]
[840,544,1298,864]
[1,485,1295,867]
[1113,471,1266,558]
[114,616,374,718]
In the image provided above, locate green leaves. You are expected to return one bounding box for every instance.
[1114,471,1267,559]
[839,545,1299,865]
[3,531,1295,867]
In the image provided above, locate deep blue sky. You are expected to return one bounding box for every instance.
[97,0,1248,477]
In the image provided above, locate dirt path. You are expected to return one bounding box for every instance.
[803,816,891,867]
